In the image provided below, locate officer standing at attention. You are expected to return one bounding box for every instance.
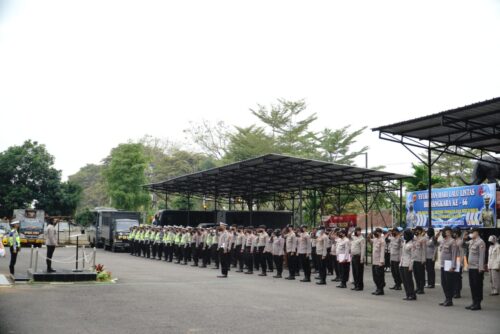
[350,227,365,291]
[217,223,231,278]
[244,227,255,274]
[272,229,285,278]
[129,226,136,255]
[487,235,499,296]
[335,229,351,289]
[370,228,386,295]
[235,227,246,272]
[8,220,21,275]
[466,228,486,310]
[388,228,402,290]
[285,226,298,280]
[400,229,417,301]
[315,226,328,285]
[413,226,426,294]
[425,227,438,288]
[438,227,457,306]
[257,225,268,276]
[297,225,312,282]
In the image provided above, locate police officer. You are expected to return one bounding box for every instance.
[370,228,386,295]
[264,229,274,273]
[244,227,255,274]
[315,226,328,285]
[129,226,136,255]
[211,228,219,269]
[413,226,426,294]
[350,227,365,291]
[217,223,231,278]
[438,227,457,306]
[453,227,464,299]
[425,227,438,288]
[272,229,285,278]
[8,220,21,275]
[487,235,499,296]
[466,228,485,310]
[336,229,350,288]
[285,226,298,280]
[297,225,312,282]
[388,228,402,290]
[400,229,417,301]
[257,225,268,276]
[151,227,158,259]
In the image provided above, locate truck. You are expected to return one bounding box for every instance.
[2,209,46,247]
[87,207,141,252]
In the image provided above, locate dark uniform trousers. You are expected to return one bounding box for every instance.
[202,246,210,266]
[152,242,158,258]
[230,245,237,267]
[326,248,333,275]
[9,247,18,275]
[192,243,201,265]
[235,246,244,270]
[352,255,364,289]
[129,241,134,255]
[390,261,402,287]
[372,265,385,291]
[46,245,56,271]
[318,256,327,283]
[274,255,284,276]
[413,261,425,291]
[211,244,219,268]
[311,247,319,272]
[455,268,463,296]
[339,261,350,285]
[144,241,151,258]
[158,242,164,260]
[468,269,484,306]
[258,247,267,273]
[174,245,181,262]
[244,247,253,272]
[219,248,230,276]
[254,251,260,271]
[425,259,435,286]
[164,243,173,262]
[400,266,416,298]
[287,253,298,278]
[441,268,457,301]
[298,254,311,279]
[265,252,273,272]
[332,255,340,278]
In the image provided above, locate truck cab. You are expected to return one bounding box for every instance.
[88,208,140,252]
[3,209,45,247]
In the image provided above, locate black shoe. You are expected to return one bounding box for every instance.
[425,285,435,289]
[442,301,453,307]
[235,270,243,273]
[316,281,326,285]
[351,287,357,290]
[258,273,267,276]
[336,284,347,288]
[333,277,340,282]
[191,264,198,267]
[470,304,481,311]
[200,265,207,268]
[245,271,253,274]
[465,304,474,310]
[273,275,282,278]
[355,287,363,291]
[373,290,384,296]
[285,276,295,280]
[212,267,219,270]
[416,290,425,295]
[217,275,227,278]
[300,279,311,282]
[315,277,321,280]
[47,269,56,273]
[389,285,397,290]
[453,294,461,299]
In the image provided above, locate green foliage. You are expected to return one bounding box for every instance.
[224,125,275,162]
[75,208,95,227]
[405,163,446,191]
[68,164,109,210]
[103,143,150,211]
[419,150,474,187]
[0,140,81,217]
[315,126,368,165]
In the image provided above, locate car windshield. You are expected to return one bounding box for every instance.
[21,220,44,229]
[116,220,138,232]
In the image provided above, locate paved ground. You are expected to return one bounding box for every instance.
[0,247,499,334]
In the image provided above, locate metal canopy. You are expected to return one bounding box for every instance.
[372,96,500,157]
[145,154,409,198]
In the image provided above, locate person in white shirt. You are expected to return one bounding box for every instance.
[45,218,58,273]
[487,235,499,296]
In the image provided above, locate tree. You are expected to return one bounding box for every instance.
[419,150,474,187]
[184,120,231,160]
[0,140,81,217]
[103,143,150,211]
[224,125,276,162]
[75,208,95,227]
[251,99,317,156]
[315,126,368,165]
[405,163,446,191]
[68,164,109,210]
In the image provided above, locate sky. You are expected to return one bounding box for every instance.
[1,0,499,179]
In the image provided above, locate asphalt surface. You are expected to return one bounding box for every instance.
[0,247,499,334]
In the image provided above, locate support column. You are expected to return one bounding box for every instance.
[427,148,432,228]
[399,179,403,227]
[165,192,168,210]
[364,183,369,266]
[298,185,303,227]
[187,194,191,227]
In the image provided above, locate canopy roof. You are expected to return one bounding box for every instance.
[373,97,500,154]
[146,154,409,198]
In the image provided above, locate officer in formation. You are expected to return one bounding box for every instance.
[126,223,495,311]
[8,220,21,275]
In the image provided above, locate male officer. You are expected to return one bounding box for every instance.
[466,228,486,310]
[285,226,298,280]
[235,227,246,272]
[244,227,255,274]
[257,225,269,276]
[272,229,285,278]
[297,225,312,282]
[370,228,386,295]
[8,220,21,275]
[413,226,426,294]
[217,223,231,278]
[336,229,350,288]
[388,228,402,290]
[350,227,365,291]
[425,227,438,288]
[438,227,458,306]
[315,226,328,285]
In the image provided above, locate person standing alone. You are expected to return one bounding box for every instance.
[45,218,58,273]
[8,220,21,275]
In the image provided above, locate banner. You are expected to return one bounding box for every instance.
[406,184,497,228]
[322,214,357,229]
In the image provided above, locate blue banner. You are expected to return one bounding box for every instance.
[406,184,497,228]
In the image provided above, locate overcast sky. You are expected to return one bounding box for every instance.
[1,0,499,179]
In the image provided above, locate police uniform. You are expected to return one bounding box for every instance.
[218,226,231,277]
[235,230,246,272]
[257,228,269,276]
[425,232,438,288]
[350,232,365,290]
[388,233,402,290]
[244,230,255,274]
[8,222,21,275]
[297,231,312,282]
[439,234,458,306]
[467,234,486,310]
[272,233,285,278]
[336,235,350,288]
[285,230,298,280]
[400,237,416,300]
[315,231,328,284]
[371,234,386,295]
[413,233,426,294]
